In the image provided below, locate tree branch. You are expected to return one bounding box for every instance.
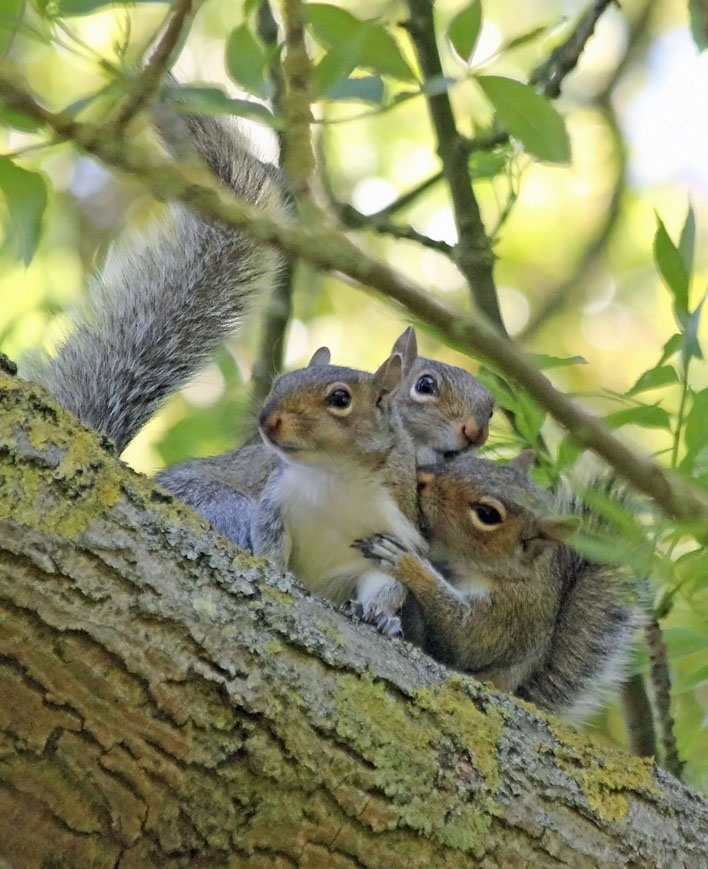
[1,365,706,865]
[5,77,708,531]
[405,0,504,331]
[109,0,200,132]
[646,618,684,779]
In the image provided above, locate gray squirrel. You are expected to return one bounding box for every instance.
[32,93,494,631]
[355,451,641,716]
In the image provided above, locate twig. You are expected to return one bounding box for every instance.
[6,78,708,532]
[621,674,657,758]
[110,0,199,132]
[336,203,453,255]
[247,0,296,418]
[530,0,618,98]
[520,0,658,342]
[370,170,444,218]
[405,0,504,332]
[645,618,684,779]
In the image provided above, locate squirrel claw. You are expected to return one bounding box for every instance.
[342,599,364,620]
[373,612,403,638]
[354,533,408,568]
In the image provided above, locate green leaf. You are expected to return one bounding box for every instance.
[358,22,416,81]
[468,150,508,180]
[514,393,545,443]
[0,103,43,132]
[54,0,157,17]
[679,203,696,278]
[657,333,684,365]
[0,0,23,55]
[163,85,279,128]
[654,214,689,318]
[307,3,362,45]
[527,352,586,370]
[448,0,481,64]
[604,404,672,430]
[499,21,556,53]
[674,662,708,693]
[326,75,384,104]
[689,0,708,52]
[307,4,415,81]
[556,436,583,471]
[476,75,570,163]
[682,293,706,369]
[626,365,679,395]
[683,387,708,458]
[0,156,47,265]
[663,626,708,658]
[314,33,365,93]
[226,23,270,100]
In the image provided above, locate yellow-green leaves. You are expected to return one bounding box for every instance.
[477,75,570,164]
[0,157,47,265]
[226,23,271,101]
[448,0,481,64]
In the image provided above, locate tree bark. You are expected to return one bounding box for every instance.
[0,363,706,868]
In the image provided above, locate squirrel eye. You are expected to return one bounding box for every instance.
[326,387,351,409]
[415,374,438,396]
[469,498,506,531]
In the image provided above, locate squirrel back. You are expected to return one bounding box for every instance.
[34,103,290,453]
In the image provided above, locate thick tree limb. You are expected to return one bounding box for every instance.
[3,76,708,532]
[1,368,706,866]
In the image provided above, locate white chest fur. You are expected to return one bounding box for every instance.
[276,463,421,603]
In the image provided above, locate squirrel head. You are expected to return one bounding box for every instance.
[417,450,573,580]
[258,348,406,472]
[391,327,495,465]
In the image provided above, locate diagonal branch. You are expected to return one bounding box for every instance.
[405,0,504,332]
[109,0,200,132]
[5,77,708,532]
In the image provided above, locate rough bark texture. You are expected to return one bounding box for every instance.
[1,365,707,868]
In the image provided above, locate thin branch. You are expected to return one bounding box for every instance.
[110,0,199,132]
[405,0,504,332]
[336,202,454,255]
[530,0,618,98]
[6,78,708,532]
[520,0,658,342]
[621,674,657,758]
[370,170,444,218]
[247,0,296,418]
[645,618,684,779]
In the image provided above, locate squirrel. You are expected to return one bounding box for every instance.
[156,326,495,505]
[354,450,641,716]
[29,91,494,632]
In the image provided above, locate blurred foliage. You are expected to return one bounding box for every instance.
[1,0,708,790]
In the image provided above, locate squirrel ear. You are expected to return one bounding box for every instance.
[509,449,536,475]
[372,352,403,398]
[391,326,418,373]
[307,347,331,367]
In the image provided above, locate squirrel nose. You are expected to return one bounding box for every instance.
[261,411,283,440]
[462,419,488,447]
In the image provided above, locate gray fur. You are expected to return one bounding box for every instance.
[35,108,290,453]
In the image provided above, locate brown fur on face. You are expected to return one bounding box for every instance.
[417,454,560,580]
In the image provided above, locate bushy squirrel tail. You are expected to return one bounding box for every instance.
[36,97,289,453]
[518,480,643,718]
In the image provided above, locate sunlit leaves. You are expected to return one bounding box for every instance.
[654,215,689,319]
[476,75,570,163]
[447,0,481,64]
[51,0,157,17]
[226,23,271,100]
[162,84,279,127]
[689,0,708,52]
[626,365,679,396]
[604,404,672,431]
[0,157,47,265]
[307,2,416,94]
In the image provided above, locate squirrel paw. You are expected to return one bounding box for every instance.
[353,533,409,569]
[343,598,403,637]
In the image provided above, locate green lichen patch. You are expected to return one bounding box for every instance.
[545,715,660,822]
[333,672,497,852]
[415,676,504,790]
